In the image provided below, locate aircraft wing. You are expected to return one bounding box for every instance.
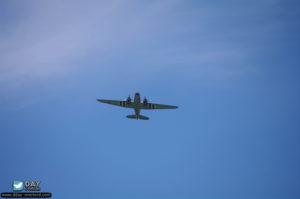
[140,103,178,110]
[97,99,133,108]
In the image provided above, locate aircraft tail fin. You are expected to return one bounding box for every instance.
[126,115,149,120]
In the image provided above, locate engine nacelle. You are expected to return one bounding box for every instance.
[126,95,131,104]
[143,97,148,105]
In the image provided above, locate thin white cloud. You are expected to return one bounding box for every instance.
[0,0,287,92]
[0,1,173,89]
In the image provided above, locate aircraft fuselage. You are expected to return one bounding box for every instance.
[134,92,141,118]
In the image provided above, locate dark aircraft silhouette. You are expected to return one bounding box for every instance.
[97,92,178,120]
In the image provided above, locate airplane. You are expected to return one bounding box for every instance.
[97,92,178,120]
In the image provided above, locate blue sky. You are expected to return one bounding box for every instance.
[0,0,300,198]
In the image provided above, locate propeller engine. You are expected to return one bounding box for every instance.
[143,97,148,105]
[126,95,131,104]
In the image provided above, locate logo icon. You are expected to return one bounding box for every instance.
[12,181,24,191]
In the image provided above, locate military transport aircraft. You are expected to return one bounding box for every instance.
[97,92,178,120]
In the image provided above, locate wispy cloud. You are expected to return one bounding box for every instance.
[0,1,173,88]
[0,0,290,92]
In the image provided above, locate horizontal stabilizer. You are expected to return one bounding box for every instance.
[139,115,149,120]
[126,115,138,119]
[126,115,149,120]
